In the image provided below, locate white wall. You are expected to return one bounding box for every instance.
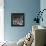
[0,0,4,42]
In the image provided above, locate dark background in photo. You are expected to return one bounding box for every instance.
[11,13,24,26]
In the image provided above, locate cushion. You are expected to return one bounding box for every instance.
[17,37,25,46]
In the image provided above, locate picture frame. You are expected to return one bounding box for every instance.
[11,13,24,26]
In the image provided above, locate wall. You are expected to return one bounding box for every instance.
[0,0,4,42]
[40,0,46,26]
[4,0,40,42]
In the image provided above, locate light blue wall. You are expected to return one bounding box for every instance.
[4,0,40,42]
[40,0,46,27]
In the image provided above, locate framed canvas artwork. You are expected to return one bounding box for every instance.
[11,13,24,26]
